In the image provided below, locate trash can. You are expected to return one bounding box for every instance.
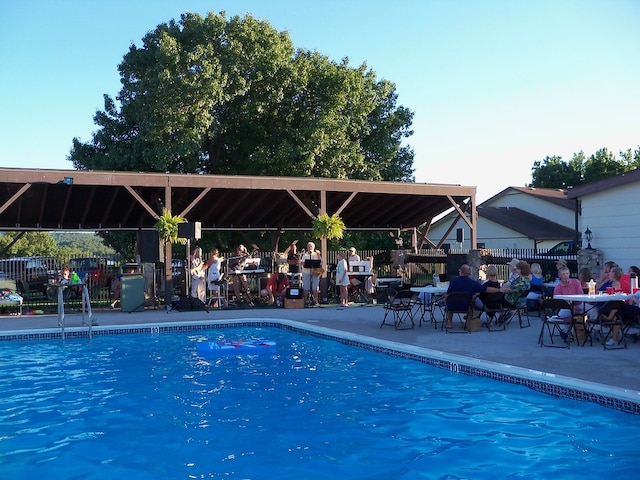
[121,272,145,313]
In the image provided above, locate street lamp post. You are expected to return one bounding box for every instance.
[585,227,593,250]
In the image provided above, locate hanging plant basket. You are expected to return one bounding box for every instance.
[154,209,187,245]
[312,213,346,240]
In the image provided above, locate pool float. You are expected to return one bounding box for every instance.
[197,339,276,356]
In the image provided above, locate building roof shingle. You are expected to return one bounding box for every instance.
[478,206,575,241]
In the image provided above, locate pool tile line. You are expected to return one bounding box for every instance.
[1,318,639,415]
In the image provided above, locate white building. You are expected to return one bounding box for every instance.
[428,187,576,251]
[567,168,640,269]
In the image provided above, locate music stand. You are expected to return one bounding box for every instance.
[303,259,321,269]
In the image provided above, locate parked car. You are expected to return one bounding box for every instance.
[68,257,116,291]
[35,256,61,281]
[0,257,49,296]
[540,241,578,256]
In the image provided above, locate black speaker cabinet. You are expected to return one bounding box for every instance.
[139,230,161,263]
[178,221,201,240]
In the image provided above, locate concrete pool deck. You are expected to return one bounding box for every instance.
[1,302,638,393]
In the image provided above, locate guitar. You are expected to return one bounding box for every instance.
[190,261,206,276]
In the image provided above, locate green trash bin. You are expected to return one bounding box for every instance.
[121,274,145,312]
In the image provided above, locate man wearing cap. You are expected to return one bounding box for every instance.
[552,259,568,283]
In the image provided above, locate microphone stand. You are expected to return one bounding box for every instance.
[220,257,230,307]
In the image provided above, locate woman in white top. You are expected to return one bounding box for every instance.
[207,248,226,308]
[335,251,350,306]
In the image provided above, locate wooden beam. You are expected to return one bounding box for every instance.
[124,185,160,220]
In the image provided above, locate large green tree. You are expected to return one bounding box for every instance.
[69,11,414,182]
[0,232,58,257]
[529,147,640,188]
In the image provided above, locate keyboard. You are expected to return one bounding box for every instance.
[229,269,265,275]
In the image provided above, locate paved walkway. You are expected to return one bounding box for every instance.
[1,302,639,393]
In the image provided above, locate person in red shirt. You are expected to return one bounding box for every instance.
[620,270,631,293]
[553,266,584,334]
[265,272,289,307]
[553,267,583,296]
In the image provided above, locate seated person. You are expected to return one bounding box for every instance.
[527,262,545,310]
[445,264,502,328]
[474,265,502,320]
[553,265,583,332]
[507,258,520,283]
[501,261,531,308]
[59,267,72,285]
[265,272,289,306]
[60,267,83,297]
[578,267,593,293]
[552,259,569,284]
[596,261,618,290]
[616,289,640,346]
[598,266,624,294]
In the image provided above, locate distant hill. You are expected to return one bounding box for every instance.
[51,232,115,255]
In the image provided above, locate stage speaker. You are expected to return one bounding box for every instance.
[139,230,161,263]
[175,296,208,312]
[456,228,464,243]
[178,221,201,240]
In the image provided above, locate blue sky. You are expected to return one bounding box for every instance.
[1,0,638,202]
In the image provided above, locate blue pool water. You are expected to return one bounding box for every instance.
[1,326,639,479]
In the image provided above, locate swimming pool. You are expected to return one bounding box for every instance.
[1,325,639,479]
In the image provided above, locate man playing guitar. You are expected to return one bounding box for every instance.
[190,247,207,302]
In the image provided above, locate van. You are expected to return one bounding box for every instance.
[0,257,49,296]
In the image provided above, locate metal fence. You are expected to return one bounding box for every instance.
[0,247,577,310]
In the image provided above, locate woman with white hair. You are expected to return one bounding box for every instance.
[301,241,322,306]
[507,258,520,283]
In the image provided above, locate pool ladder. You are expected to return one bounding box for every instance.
[57,283,94,340]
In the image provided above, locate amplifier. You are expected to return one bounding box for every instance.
[286,287,303,299]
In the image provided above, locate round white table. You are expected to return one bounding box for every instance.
[410,285,448,327]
